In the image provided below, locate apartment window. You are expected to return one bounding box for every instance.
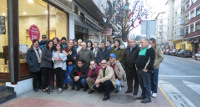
[185,28,188,34]
[181,6,185,14]
[190,11,195,19]
[197,8,200,16]
[180,18,185,25]
[196,23,200,31]
[180,29,184,35]
[190,26,194,32]
[185,14,189,22]
[75,5,78,14]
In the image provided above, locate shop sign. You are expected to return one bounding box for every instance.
[0,16,6,34]
[103,28,112,35]
[29,25,40,41]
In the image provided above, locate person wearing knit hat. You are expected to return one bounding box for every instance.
[61,37,68,48]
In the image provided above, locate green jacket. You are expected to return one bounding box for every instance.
[110,46,124,62]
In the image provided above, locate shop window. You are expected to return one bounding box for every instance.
[18,0,48,77]
[0,0,9,73]
[49,5,68,40]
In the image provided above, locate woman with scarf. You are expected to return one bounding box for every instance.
[26,39,42,92]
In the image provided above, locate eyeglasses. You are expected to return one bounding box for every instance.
[101,63,106,64]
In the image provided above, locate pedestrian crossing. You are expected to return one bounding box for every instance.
[183,81,200,96]
[159,80,198,107]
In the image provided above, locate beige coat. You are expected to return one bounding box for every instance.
[107,62,125,86]
[96,66,117,88]
[154,46,163,69]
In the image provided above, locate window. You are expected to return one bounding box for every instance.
[180,18,185,25]
[0,0,9,73]
[75,5,78,14]
[190,11,195,19]
[197,8,200,16]
[180,29,185,35]
[185,28,188,34]
[181,6,185,14]
[185,14,189,22]
[190,26,194,32]
[196,23,200,31]
[49,5,68,40]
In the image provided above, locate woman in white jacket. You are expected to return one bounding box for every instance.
[52,43,67,94]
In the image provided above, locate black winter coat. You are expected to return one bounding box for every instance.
[70,63,89,79]
[124,45,140,69]
[26,46,42,72]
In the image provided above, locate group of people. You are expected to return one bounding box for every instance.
[26,34,163,103]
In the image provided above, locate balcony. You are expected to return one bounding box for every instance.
[185,30,200,38]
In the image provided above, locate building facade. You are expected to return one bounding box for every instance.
[184,0,200,55]
[0,0,109,96]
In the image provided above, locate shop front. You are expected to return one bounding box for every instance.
[174,40,192,51]
[0,0,69,95]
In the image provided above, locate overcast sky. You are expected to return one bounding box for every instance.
[130,0,167,36]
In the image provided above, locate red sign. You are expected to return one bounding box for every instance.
[103,28,112,35]
[29,25,40,41]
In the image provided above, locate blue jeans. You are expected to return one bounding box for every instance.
[137,69,151,99]
[151,69,159,93]
[65,65,74,84]
[69,78,86,88]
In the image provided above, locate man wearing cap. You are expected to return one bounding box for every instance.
[61,37,68,48]
[39,34,48,48]
[107,54,125,93]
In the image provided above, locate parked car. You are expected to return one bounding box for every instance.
[166,49,172,55]
[169,50,173,55]
[163,49,167,54]
[194,51,200,60]
[177,49,192,57]
[171,49,179,56]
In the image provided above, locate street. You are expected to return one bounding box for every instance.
[159,55,200,107]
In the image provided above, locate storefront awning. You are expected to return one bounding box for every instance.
[74,0,108,28]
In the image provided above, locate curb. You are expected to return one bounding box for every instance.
[158,84,175,107]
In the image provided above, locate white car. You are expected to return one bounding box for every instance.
[195,52,200,60]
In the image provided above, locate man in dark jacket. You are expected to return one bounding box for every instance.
[96,41,110,65]
[135,38,155,103]
[69,59,89,91]
[124,39,140,95]
[39,34,48,48]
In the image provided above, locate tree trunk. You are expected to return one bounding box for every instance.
[122,33,128,42]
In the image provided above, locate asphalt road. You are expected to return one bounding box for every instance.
[159,55,200,107]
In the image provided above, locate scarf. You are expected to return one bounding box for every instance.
[33,46,42,63]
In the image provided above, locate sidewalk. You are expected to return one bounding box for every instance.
[1,81,172,107]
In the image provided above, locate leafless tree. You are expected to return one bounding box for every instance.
[103,0,151,41]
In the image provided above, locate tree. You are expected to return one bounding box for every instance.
[103,0,151,41]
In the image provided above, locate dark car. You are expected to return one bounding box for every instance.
[171,49,179,56]
[177,49,192,58]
